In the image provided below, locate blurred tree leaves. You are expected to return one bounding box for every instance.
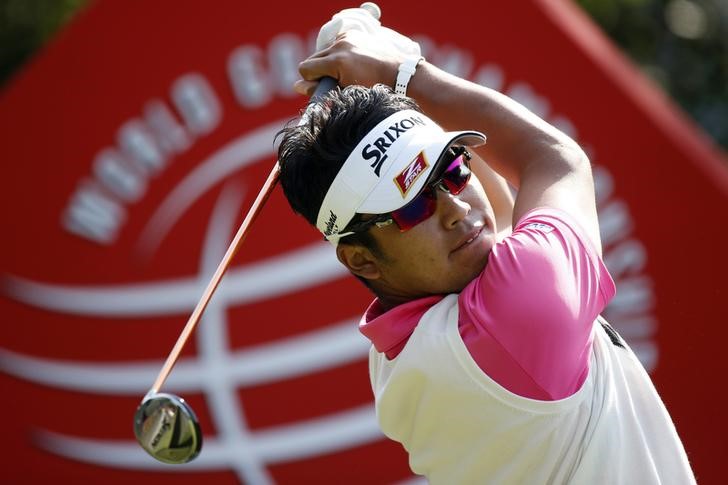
[1,0,726,149]
[576,0,728,149]
[0,0,87,85]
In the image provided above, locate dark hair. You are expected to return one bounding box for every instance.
[276,84,421,254]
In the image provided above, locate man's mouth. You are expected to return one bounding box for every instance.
[453,226,484,253]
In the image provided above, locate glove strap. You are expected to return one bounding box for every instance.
[394,55,424,96]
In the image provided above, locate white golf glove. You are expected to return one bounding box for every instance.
[315,6,421,59]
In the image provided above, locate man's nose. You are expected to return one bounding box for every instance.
[437,188,471,229]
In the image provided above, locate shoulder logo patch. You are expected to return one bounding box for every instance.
[523,222,555,233]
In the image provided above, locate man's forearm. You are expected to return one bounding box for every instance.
[406,60,600,250]
[406,61,586,189]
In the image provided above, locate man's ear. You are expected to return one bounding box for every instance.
[336,243,381,281]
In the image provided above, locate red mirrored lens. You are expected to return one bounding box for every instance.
[389,155,471,231]
[440,155,471,194]
[390,189,437,230]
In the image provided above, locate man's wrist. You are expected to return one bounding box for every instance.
[394,55,424,96]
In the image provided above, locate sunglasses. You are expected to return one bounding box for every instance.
[347,147,472,233]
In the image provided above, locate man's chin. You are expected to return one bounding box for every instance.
[450,251,491,293]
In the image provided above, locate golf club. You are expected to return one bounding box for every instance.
[133,3,381,465]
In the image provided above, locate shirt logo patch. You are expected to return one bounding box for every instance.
[523,222,555,233]
[394,152,429,197]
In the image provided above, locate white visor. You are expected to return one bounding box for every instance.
[316,109,486,244]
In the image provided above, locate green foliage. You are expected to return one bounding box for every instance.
[576,0,728,149]
[0,0,87,85]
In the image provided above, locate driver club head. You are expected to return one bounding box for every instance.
[133,392,202,464]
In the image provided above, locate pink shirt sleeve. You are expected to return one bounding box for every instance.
[458,208,616,400]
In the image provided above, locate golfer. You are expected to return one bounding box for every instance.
[276,22,696,484]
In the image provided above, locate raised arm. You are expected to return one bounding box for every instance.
[407,63,601,253]
[297,30,601,254]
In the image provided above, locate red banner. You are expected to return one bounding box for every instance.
[1,0,726,483]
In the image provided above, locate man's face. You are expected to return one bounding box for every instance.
[366,154,497,300]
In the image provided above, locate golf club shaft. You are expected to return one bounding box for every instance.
[149,77,338,395]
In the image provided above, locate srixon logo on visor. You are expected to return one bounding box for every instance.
[361,114,427,176]
[395,152,429,196]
